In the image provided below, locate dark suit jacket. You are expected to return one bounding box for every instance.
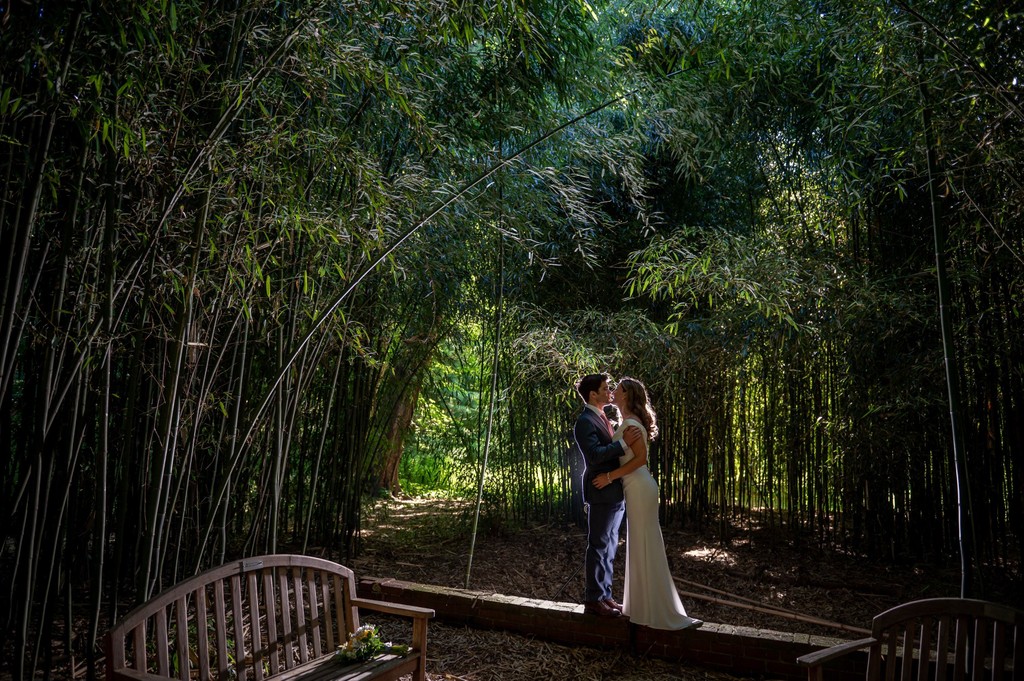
[574,407,624,505]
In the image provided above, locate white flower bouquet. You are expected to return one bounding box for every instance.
[334,624,409,664]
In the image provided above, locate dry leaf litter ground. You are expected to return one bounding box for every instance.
[340,496,1017,681]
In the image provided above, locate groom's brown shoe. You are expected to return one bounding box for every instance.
[603,598,623,614]
[584,600,622,618]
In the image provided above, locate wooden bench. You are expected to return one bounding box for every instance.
[104,554,434,681]
[796,597,1023,681]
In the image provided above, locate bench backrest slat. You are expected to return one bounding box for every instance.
[952,618,968,681]
[934,616,950,681]
[175,595,189,681]
[973,618,988,680]
[307,571,322,658]
[992,621,1007,680]
[334,571,359,639]
[196,584,212,681]
[262,571,280,673]
[132,621,145,671]
[247,571,264,681]
[293,569,309,665]
[213,579,229,678]
[156,608,170,675]
[230,573,246,681]
[898,624,914,681]
[880,630,897,679]
[917,621,931,681]
[319,577,335,652]
[278,568,294,667]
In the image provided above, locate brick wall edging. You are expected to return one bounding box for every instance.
[357,576,868,680]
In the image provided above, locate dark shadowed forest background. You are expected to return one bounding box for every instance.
[2,0,1022,679]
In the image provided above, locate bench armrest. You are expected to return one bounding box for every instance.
[351,597,435,620]
[797,636,877,667]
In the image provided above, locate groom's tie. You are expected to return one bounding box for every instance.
[599,411,613,437]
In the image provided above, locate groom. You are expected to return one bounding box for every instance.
[574,373,628,618]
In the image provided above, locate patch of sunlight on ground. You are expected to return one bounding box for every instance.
[685,546,738,567]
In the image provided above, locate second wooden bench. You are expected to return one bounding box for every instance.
[104,554,434,681]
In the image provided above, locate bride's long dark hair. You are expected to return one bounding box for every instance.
[616,376,658,441]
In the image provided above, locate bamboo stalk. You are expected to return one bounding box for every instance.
[673,581,870,636]
[467,233,504,589]
[0,8,83,405]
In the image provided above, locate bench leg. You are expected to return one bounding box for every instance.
[412,618,429,681]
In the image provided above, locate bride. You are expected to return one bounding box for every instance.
[592,376,703,631]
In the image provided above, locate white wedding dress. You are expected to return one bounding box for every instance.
[615,418,701,630]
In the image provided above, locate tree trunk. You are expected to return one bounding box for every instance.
[377,378,421,496]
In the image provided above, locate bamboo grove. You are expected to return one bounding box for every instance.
[2,0,1022,678]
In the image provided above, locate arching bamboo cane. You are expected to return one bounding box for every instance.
[467,234,504,589]
[919,63,975,598]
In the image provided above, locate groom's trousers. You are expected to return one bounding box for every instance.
[584,500,625,602]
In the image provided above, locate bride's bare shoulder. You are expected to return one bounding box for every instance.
[623,418,648,443]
